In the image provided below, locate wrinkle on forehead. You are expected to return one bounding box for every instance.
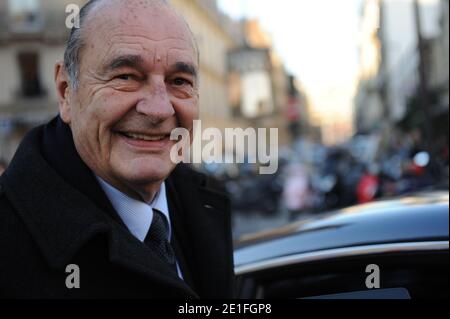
[83,0,194,45]
[89,0,169,17]
[96,36,197,71]
[107,30,194,46]
[83,6,197,60]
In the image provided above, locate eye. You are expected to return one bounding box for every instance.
[172,77,192,86]
[115,74,134,81]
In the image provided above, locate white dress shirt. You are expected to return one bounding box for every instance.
[96,177,183,278]
[96,177,172,242]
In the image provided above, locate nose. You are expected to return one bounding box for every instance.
[136,82,175,124]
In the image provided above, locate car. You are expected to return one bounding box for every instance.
[234,191,449,299]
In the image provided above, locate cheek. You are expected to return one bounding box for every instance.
[89,90,138,125]
[174,99,199,130]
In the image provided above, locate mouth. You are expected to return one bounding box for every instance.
[116,131,172,149]
[120,132,168,141]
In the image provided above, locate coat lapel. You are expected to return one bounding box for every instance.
[169,166,235,298]
[166,178,198,291]
[107,223,198,298]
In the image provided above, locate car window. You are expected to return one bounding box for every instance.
[237,251,449,299]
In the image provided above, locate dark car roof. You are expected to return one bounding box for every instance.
[234,192,449,268]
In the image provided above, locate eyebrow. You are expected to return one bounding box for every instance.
[102,55,198,79]
[103,54,145,73]
[170,62,198,79]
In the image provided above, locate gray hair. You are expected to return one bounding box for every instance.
[64,0,102,90]
[64,0,197,91]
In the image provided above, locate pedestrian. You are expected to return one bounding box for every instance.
[283,163,311,220]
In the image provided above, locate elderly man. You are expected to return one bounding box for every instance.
[0,0,234,299]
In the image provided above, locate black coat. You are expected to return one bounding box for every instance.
[0,117,235,299]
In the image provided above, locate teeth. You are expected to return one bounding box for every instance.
[124,133,166,141]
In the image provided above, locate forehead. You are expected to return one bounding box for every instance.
[102,28,196,65]
[84,2,197,66]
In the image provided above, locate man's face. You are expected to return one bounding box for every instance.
[60,2,199,200]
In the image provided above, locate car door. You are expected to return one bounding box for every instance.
[236,243,449,299]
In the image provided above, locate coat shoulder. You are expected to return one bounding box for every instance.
[0,179,18,225]
[173,164,229,196]
[0,178,33,249]
[0,178,47,296]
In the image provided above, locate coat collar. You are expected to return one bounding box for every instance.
[1,118,203,298]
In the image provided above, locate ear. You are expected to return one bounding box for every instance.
[54,61,72,124]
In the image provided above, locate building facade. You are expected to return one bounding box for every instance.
[354,0,447,139]
[354,0,384,134]
[0,0,86,161]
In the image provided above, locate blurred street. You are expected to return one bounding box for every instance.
[227,132,449,239]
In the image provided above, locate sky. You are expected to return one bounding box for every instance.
[217,0,362,139]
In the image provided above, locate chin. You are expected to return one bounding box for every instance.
[119,157,175,184]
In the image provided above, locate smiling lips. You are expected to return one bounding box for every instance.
[122,132,168,141]
[118,131,172,149]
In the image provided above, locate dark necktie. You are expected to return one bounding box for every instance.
[145,209,177,274]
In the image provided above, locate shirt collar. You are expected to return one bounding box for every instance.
[96,177,171,242]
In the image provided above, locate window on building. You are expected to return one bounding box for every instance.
[17,52,45,98]
[8,0,42,33]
